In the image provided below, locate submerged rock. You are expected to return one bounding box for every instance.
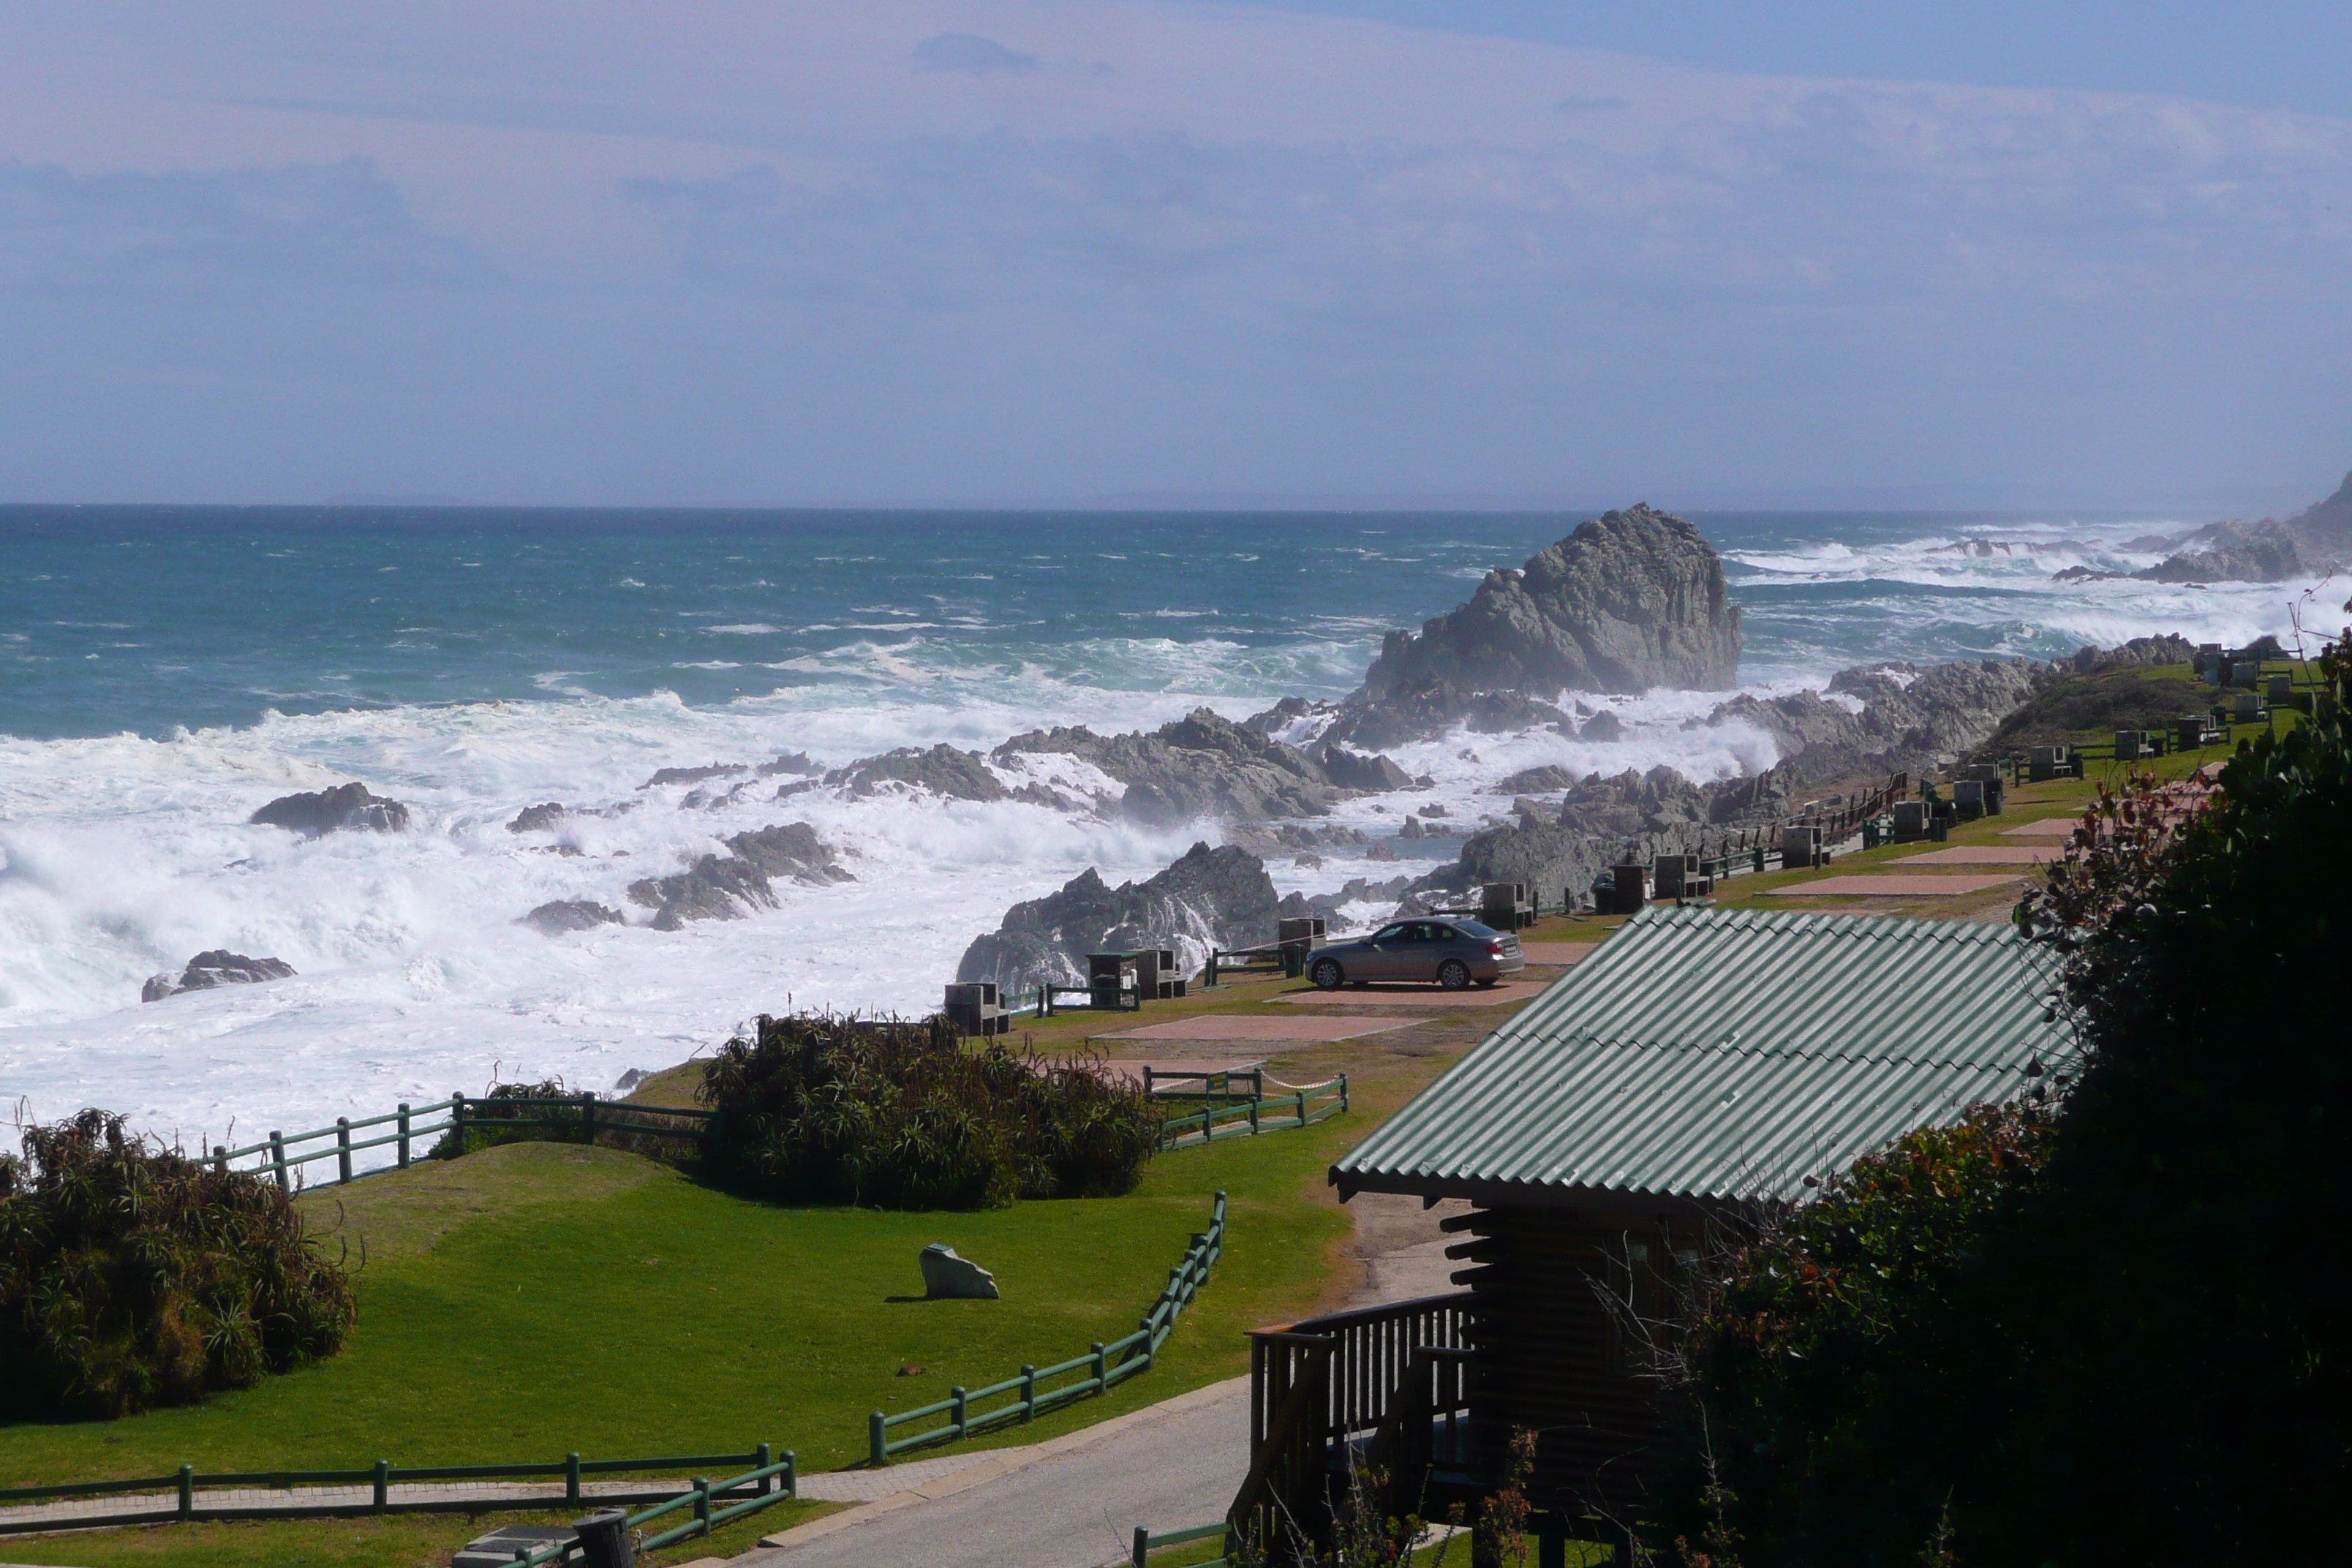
[522,900,626,935]
[994,709,1401,826]
[957,842,1276,993]
[249,783,410,837]
[627,822,853,930]
[828,744,1009,802]
[143,950,295,1003]
[639,763,749,789]
[508,802,568,834]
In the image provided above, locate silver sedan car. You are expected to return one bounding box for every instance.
[1305,916,1525,991]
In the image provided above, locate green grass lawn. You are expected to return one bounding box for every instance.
[0,1106,1360,1567]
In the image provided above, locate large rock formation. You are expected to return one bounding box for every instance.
[1360,503,1740,701]
[249,783,410,837]
[957,843,1277,993]
[143,951,295,1003]
[1698,658,2047,786]
[521,900,627,935]
[2134,519,2301,584]
[992,709,1406,826]
[2282,469,2352,570]
[626,822,853,930]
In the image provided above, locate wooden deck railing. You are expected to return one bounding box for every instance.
[1228,1293,1474,1558]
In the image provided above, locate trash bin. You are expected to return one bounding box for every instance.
[573,1509,633,1568]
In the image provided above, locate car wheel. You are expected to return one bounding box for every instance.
[1437,960,1471,990]
[1311,959,1343,991]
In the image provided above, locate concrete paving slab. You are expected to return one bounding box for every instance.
[2001,818,2087,837]
[1097,1016,1413,1043]
[1765,874,2021,897]
[1894,845,2054,864]
[1517,942,1597,964]
[1268,981,1549,1007]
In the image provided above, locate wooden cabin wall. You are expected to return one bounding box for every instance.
[1452,1202,1706,1523]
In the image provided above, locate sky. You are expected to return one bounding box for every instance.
[0,1,2345,512]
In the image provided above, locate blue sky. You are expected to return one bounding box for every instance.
[0,1,2345,510]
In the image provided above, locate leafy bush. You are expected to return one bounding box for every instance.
[431,1078,585,1158]
[1678,1104,2052,1565]
[0,1109,357,1420]
[699,1012,1161,1208]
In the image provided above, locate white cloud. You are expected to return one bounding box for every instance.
[0,0,2343,502]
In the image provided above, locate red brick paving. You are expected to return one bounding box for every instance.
[1896,845,2054,864]
[1765,873,2021,898]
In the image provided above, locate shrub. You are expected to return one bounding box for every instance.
[0,1109,357,1420]
[1677,1104,2052,1565]
[431,1078,584,1158]
[699,1012,1161,1209]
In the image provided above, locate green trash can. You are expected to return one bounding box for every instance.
[1281,943,1305,979]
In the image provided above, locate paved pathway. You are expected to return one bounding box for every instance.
[1268,981,1547,1007]
[1765,873,2021,898]
[742,1379,1250,1568]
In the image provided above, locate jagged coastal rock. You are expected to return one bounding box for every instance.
[249,783,410,837]
[1698,658,2046,785]
[508,802,568,834]
[2134,519,2301,584]
[1327,505,1740,749]
[521,900,627,935]
[828,744,1012,802]
[626,822,853,930]
[957,842,1277,993]
[143,951,295,1003]
[993,709,1408,826]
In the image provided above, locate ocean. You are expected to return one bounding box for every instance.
[0,505,2326,1162]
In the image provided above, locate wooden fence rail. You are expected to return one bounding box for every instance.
[206,1093,717,1192]
[868,1192,1227,1466]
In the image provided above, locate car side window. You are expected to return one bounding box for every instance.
[1373,923,1412,943]
[1427,924,1456,942]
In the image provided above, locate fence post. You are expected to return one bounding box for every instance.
[1091,1341,1108,1391]
[1134,1525,1151,1568]
[870,1411,888,1467]
[396,1104,411,1169]
[268,1131,288,1192]
[565,1452,581,1507]
[178,1463,193,1520]
[211,1144,227,1177]
[336,1117,353,1185]
[1206,948,1220,987]
[449,1094,466,1157]
[1142,1066,1155,1099]
[1340,1074,1350,1112]
[756,1441,772,1496]
[1295,1089,1306,1126]
[783,1450,797,1499]
[372,1458,390,1510]
[1021,1365,1038,1422]
[581,1091,596,1148]
[692,1478,710,1536]
[1248,1097,1259,1135]
[952,1386,969,1439]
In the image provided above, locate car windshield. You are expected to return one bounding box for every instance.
[1453,919,1504,938]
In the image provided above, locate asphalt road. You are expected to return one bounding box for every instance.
[739,1382,1250,1568]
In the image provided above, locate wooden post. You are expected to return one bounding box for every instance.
[1206,948,1221,987]
[870,1411,889,1467]
[450,1094,466,1156]
[268,1131,288,1191]
[1340,1074,1350,1112]
[178,1464,194,1520]
[755,1441,772,1496]
[374,1458,390,1510]
[952,1386,969,1439]
[211,1144,227,1177]
[783,1450,796,1498]
[692,1478,710,1535]
[565,1452,581,1506]
[580,1092,596,1148]
[1133,1525,1150,1568]
[1248,1097,1259,1135]
[1020,1365,1037,1422]
[1295,1089,1305,1126]
[336,1118,353,1184]
[1142,1066,1155,1099]
[396,1104,411,1169]
[1091,1341,1108,1391]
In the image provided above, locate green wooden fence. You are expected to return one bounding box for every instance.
[0,1445,790,1538]
[1134,1520,1233,1567]
[1156,1077,1346,1148]
[868,1191,1228,1466]
[206,1093,716,1191]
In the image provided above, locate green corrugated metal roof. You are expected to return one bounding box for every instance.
[1331,906,2075,1205]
